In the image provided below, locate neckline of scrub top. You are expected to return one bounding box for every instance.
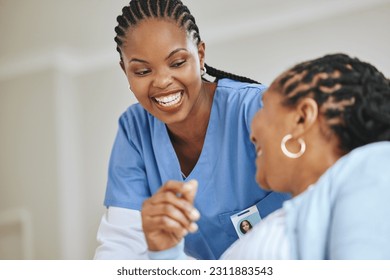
[153,84,220,191]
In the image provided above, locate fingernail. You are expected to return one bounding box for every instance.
[189,222,198,233]
[190,208,200,221]
[189,179,198,188]
[183,180,198,190]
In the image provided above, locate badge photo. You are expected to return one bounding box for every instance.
[230,205,261,238]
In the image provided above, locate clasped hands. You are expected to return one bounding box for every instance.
[141,180,200,252]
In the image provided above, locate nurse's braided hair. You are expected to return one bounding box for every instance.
[114,0,260,84]
[277,53,390,153]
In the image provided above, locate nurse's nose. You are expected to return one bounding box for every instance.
[152,69,173,89]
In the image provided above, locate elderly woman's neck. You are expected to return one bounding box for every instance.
[290,140,343,197]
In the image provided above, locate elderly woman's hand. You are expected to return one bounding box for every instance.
[141,180,200,252]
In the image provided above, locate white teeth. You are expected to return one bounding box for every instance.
[154,92,181,107]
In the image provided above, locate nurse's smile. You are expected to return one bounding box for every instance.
[153,90,184,111]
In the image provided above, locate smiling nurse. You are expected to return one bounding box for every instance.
[94,0,289,260]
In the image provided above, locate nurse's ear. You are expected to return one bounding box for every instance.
[120,60,126,75]
[197,41,206,70]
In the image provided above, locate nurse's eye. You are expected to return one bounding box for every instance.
[171,60,186,68]
[134,69,151,76]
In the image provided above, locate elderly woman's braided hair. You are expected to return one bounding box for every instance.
[277,53,390,153]
[114,0,260,84]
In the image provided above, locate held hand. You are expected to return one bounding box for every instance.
[141,180,200,252]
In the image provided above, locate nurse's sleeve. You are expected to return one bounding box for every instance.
[104,113,151,210]
[94,207,147,259]
[243,84,266,132]
[328,145,390,259]
[94,112,152,259]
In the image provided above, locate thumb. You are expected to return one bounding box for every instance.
[181,179,198,203]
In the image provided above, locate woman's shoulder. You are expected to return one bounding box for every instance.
[216,78,267,93]
[332,141,390,174]
[117,103,159,138]
[119,103,154,125]
[214,79,267,109]
[286,142,390,209]
[120,102,147,119]
[309,141,390,201]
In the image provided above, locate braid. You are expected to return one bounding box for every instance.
[114,0,261,85]
[130,0,142,20]
[277,53,390,152]
[205,63,261,84]
[139,0,151,17]
[115,0,200,60]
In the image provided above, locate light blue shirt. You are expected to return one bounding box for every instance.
[104,78,290,259]
[285,141,390,259]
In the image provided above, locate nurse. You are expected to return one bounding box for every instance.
[94,0,289,259]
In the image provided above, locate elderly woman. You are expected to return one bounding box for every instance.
[141,53,390,259]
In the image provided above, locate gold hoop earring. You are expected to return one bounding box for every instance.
[281,134,306,159]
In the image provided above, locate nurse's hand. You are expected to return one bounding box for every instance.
[141,180,200,252]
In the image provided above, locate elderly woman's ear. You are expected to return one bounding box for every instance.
[290,97,318,138]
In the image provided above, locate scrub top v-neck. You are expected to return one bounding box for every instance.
[153,90,218,187]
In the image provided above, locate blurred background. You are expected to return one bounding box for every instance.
[0,0,389,259]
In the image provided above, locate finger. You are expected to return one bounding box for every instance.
[143,213,198,235]
[142,215,186,251]
[160,180,198,203]
[143,202,193,230]
[142,198,199,233]
[145,190,200,221]
[181,179,198,203]
[170,180,199,221]
[157,180,186,195]
[142,212,182,232]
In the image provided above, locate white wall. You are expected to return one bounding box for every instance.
[1,0,389,259]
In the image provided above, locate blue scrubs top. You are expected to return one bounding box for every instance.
[104,78,290,259]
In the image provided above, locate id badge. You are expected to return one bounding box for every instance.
[230,205,261,238]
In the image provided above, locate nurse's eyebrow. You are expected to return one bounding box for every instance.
[128,48,188,64]
[165,48,188,60]
[129,58,148,64]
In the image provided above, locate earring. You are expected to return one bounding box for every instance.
[281,134,306,159]
[128,85,131,91]
[200,67,206,77]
